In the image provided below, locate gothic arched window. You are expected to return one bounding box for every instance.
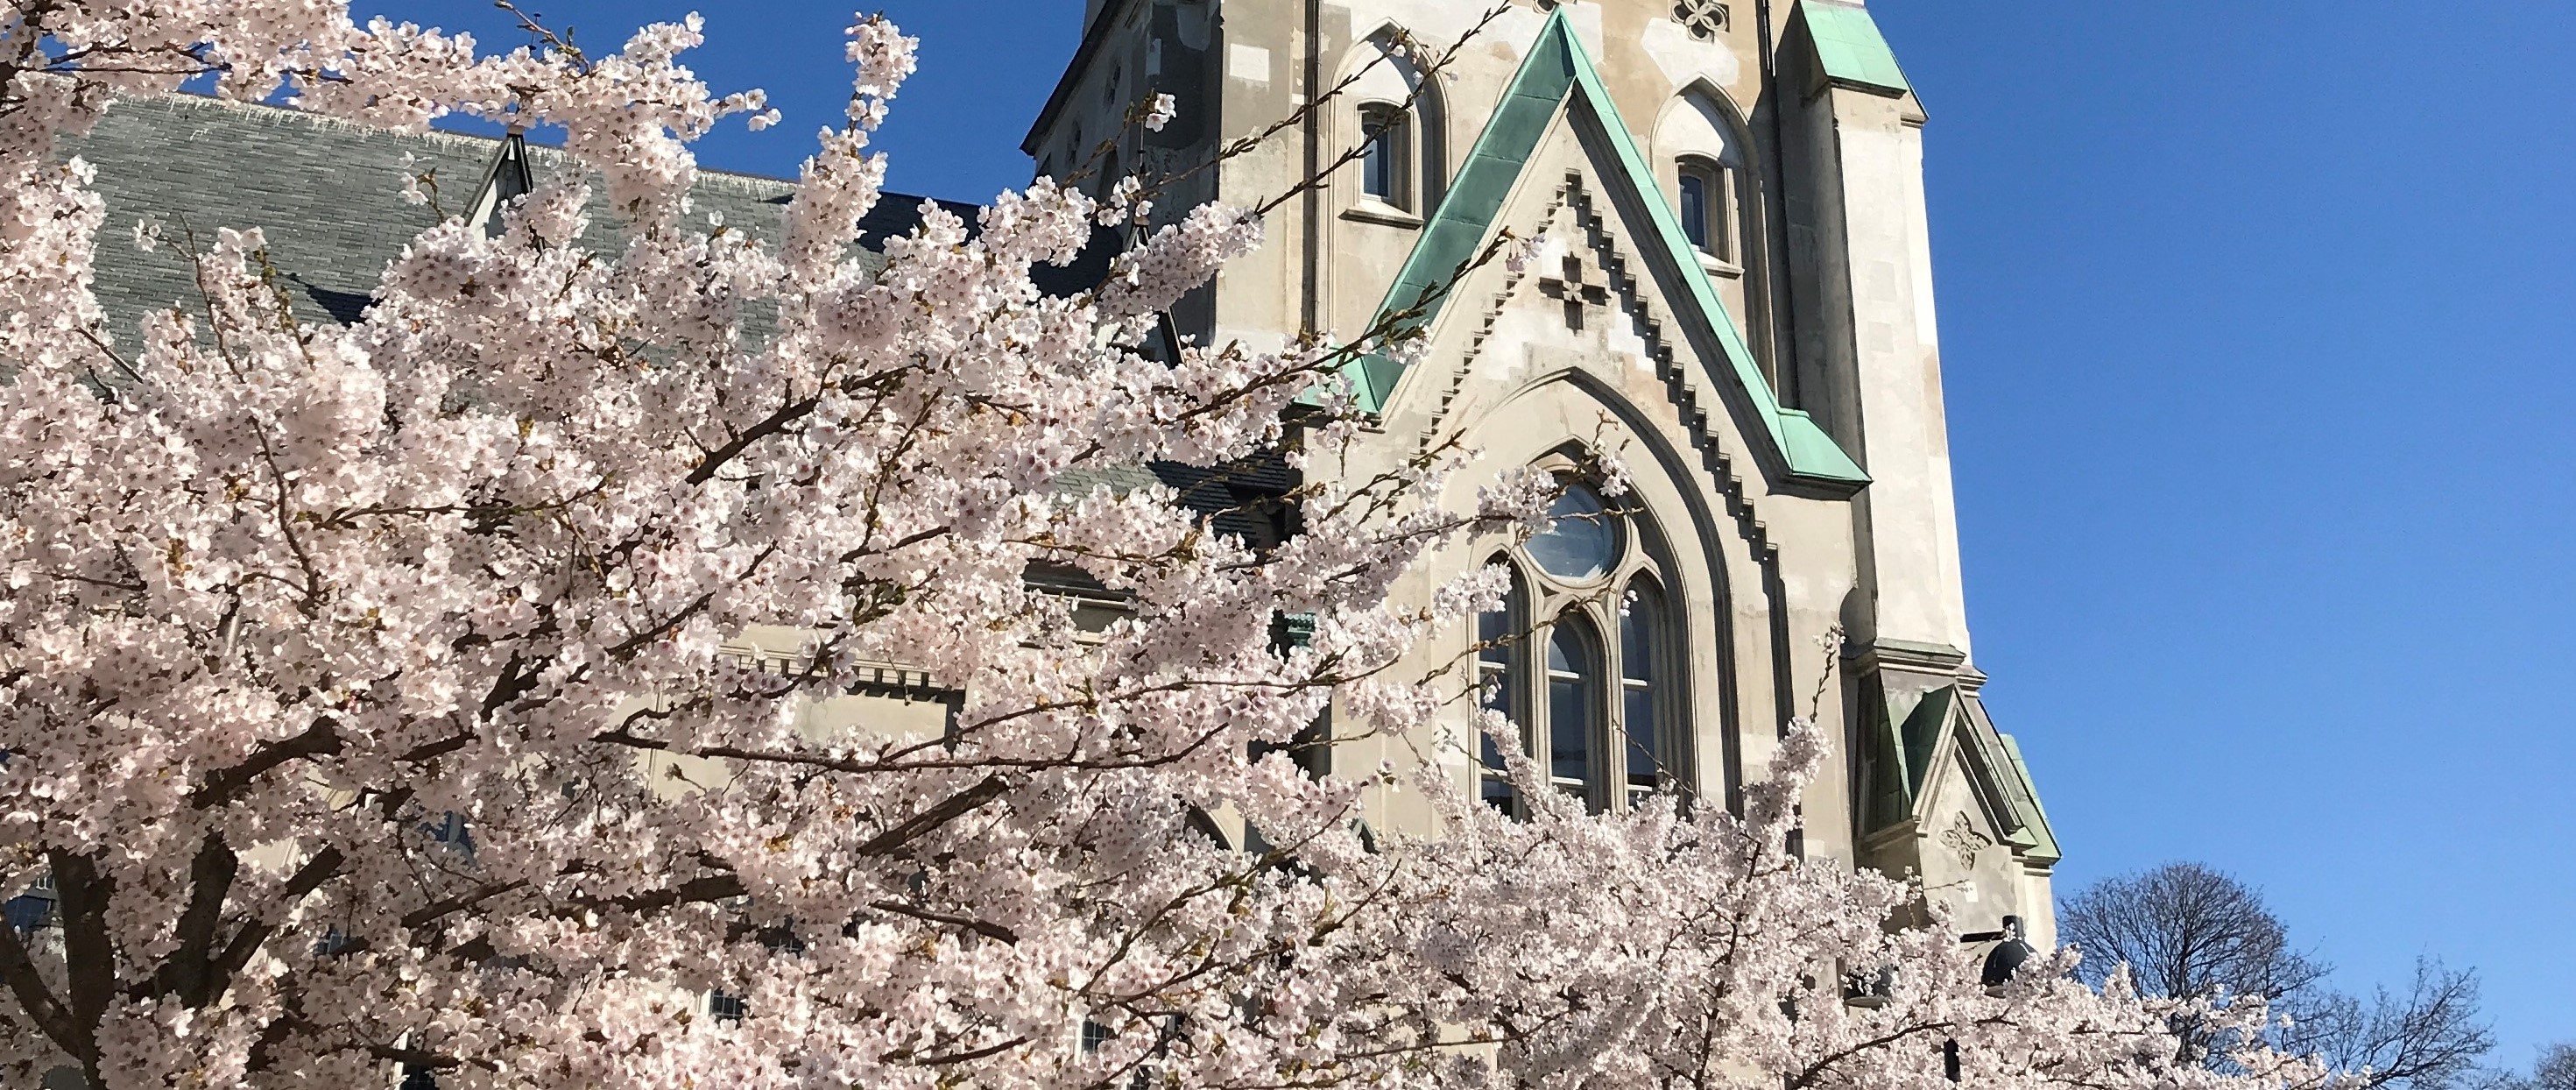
[1676,154,1737,264]
[1473,471,1690,816]
[1343,31,1445,216]
[1359,103,1412,208]
[1658,81,1763,280]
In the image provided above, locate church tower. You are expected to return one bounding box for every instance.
[1026,0,2060,946]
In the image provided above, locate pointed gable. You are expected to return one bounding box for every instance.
[1345,10,1866,492]
[1858,680,2060,867]
[463,129,534,237]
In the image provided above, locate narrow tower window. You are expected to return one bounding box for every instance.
[1359,104,1411,209]
[1341,32,1444,215]
[1677,157,1732,262]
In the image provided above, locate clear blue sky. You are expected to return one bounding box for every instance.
[355,0,2574,1063]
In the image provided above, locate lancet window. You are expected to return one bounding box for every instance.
[1344,29,1445,216]
[1676,154,1739,264]
[1476,476,1686,816]
[1359,104,1412,208]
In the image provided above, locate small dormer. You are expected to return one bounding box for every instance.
[462,126,533,237]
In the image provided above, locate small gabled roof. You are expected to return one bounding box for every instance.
[1344,9,1866,491]
[1860,683,2060,866]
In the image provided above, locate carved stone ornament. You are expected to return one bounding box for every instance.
[1940,812,1993,870]
[1536,251,1612,331]
[1674,0,1730,39]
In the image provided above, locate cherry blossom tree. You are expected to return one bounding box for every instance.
[0,4,2336,1089]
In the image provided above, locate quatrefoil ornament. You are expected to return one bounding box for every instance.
[1674,0,1730,39]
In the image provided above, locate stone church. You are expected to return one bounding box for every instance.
[60,0,2058,952]
[1021,0,2060,945]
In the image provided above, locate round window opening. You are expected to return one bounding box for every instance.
[1527,482,1620,583]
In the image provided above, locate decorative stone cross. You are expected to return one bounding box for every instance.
[1538,251,1610,332]
[1674,0,1730,39]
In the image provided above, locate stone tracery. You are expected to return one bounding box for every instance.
[1675,0,1731,39]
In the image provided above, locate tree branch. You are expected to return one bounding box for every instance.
[904,1033,1033,1067]
[152,833,240,1005]
[582,873,748,917]
[850,775,1012,859]
[0,908,78,1057]
[687,393,823,485]
[187,722,344,809]
[203,846,344,1002]
[47,852,116,1075]
[867,899,1020,945]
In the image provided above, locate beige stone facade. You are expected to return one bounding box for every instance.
[1024,0,2063,945]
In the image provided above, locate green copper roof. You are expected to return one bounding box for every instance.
[1345,9,1867,490]
[1996,733,2062,865]
[1796,1,1912,96]
[1896,683,1955,801]
[1860,682,1944,832]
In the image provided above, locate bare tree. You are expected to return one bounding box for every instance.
[2060,863,2495,1089]
[2486,1044,2576,1090]
[2539,1046,2576,1090]
[2061,863,2331,1006]
[2297,959,2496,1090]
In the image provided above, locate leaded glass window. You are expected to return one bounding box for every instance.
[1621,581,1665,803]
[1477,562,1525,813]
[1546,616,1600,811]
[1527,483,1617,583]
[1472,471,1694,815]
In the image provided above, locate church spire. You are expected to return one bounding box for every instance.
[462,124,534,237]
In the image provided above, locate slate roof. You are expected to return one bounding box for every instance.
[63,93,1133,339]
[65,90,1134,320]
[64,93,824,342]
[67,93,1286,545]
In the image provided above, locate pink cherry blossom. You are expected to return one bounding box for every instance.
[0,5,2328,1090]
